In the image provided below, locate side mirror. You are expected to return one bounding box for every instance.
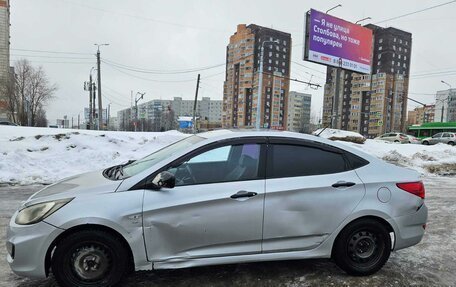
[151,171,176,189]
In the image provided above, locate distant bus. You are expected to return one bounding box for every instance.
[407,122,456,138]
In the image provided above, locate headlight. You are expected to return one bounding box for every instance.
[15,198,73,225]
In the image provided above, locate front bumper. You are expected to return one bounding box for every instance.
[389,203,428,251]
[6,215,64,279]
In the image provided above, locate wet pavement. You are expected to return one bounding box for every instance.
[1,177,455,287]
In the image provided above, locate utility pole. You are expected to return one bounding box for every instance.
[85,76,93,129]
[78,113,80,129]
[135,92,145,132]
[95,43,109,130]
[92,83,96,129]
[192,74,201,133]
[107,103,111,129]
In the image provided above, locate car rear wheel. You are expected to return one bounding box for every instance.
[449,141,454,146]
[423,141,429,145]
[394,140,400,143]
[51,230,128,287]
[333,218,391,276]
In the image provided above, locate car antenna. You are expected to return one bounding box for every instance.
[316,125,329,137]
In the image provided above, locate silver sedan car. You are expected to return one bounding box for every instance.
[421,132,456,145]
[7,131,428,287]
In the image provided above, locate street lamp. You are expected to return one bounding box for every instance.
[326,4,342,14]
[439,80,452,122]
[355,17,371,24]
[255,39,280,129]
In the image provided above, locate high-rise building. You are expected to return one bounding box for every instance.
[287,91,312,133]
[407,105,435,126]
[322,25,412,138]
[223,24,291,130]
[435,89,456,122]
[0,0,10,121]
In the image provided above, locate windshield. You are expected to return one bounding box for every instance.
[121,135,205,178]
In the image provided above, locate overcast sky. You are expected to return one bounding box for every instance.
[9,0,456,124]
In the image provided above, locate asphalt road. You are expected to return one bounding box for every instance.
[1,177,455,287]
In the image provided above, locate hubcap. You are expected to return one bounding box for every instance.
[348,231,378,263]
[71,245,111,281]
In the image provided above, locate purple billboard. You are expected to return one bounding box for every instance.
[304,9,373,74]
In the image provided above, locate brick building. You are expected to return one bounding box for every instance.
[323,25,412,138]
[222,24,291,130]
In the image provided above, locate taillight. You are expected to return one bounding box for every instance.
[396,182,425,199]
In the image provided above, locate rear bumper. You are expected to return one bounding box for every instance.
[389,203,428,251]
[6,216,64,279]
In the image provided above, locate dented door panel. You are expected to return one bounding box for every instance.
[142,180,265,262]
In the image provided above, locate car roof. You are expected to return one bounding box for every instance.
[196,129,378,162]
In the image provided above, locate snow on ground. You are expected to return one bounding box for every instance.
[0,126,186,185]
[313,128,366,144]
[340,139,456,176]
[1,126,456,185]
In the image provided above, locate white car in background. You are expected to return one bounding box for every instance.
[374,132,410,144]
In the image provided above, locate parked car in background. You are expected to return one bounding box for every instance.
[422,132,456,145]
[0,121,18,126]
[7,131,428,287]
[405,135,421,144]
[374,132,410,144]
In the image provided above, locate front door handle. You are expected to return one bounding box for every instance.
[230,190,258,199]
[332,181,356,188]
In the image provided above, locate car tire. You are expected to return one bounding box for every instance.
[423,141,429,145]
[51,229,129,287]
[449,141,454,146]
[394,140,399,143]
[332,218,391,276]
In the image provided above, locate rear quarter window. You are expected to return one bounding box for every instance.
[268,144,349,178]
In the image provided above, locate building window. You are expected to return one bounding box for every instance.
[394,37,397,42]
[379,38,383,43]
[378,46,383,51]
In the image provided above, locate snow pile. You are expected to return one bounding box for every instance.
[313,128,366,144]
[0,126,186,185]
[1,126,456,185]
[341,139,456,176]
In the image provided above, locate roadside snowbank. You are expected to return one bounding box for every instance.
[1,126,455,185]
[340,139,456,176]
[0,126,186,185]
[313,128,366,144]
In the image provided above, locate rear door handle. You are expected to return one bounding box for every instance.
[230,190,258,199]
[332,181,356,188]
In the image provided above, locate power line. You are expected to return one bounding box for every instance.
[11,54,93,60]
[291,60,326,75]
[11,48,92,55]
[101,58,225,74]
[261,71,322,88]
[104,62,200,83]
[59,0,229,32]
[374,0,456,24]
[9,59,94,65]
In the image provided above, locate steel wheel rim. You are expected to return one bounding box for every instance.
[347,230,380,264]
[71,244,112,281]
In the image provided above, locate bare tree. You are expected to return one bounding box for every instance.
[12,59,57,126]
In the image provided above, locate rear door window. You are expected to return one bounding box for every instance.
[267,144,348,178]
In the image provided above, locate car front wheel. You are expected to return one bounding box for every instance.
[422,141,429,145]
[333,218,391,276]
[51,229,129,287]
